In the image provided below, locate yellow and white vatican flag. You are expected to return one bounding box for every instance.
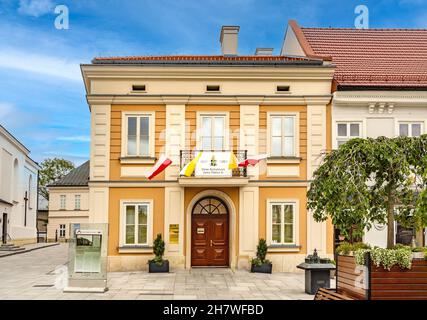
[180,151,203,177]
[228,152,238,170]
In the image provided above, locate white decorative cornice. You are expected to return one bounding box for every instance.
[86,94,333,108]
[334,91,427,107]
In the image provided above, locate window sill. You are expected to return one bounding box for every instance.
[120,156,156,164]
[266,157,302,164]
[118,245,153,253]
[268,245,301,253]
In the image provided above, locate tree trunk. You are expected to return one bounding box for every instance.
[386,197,395,249]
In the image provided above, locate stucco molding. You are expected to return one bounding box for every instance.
[333,91,427,107]
[86,94,333,107]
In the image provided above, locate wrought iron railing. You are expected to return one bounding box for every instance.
[180,150,248,178]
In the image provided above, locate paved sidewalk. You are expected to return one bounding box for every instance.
[0,242,59,258]
[0,244,323,300]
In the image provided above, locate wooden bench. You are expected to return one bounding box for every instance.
[314,287,354,300]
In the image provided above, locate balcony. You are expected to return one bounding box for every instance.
[178,150,249,187]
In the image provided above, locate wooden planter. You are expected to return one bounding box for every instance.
[370,259,427,300]
[336,254,369,300]
[336,254,427,300]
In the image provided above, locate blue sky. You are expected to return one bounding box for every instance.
[0,0,426,166]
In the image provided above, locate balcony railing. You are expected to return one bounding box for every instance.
[180,150,248,178]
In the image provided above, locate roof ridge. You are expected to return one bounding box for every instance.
[302,27,427,31]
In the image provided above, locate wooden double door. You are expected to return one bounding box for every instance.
[191,197,229,267]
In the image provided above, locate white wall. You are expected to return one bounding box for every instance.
[332,91,427,247]
[0,129,38,243]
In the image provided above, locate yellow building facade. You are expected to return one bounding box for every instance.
[81,26,335,272]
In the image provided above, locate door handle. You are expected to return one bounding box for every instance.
[210,240,213,247]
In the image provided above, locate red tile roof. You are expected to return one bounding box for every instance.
[93,54,321,64]
[290,20,427,87]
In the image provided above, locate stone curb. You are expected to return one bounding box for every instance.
[0,243,60,258]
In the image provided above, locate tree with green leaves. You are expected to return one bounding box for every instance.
[307,135,427,248]
[39,158,75,200]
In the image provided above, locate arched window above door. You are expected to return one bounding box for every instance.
[192,196,228,215]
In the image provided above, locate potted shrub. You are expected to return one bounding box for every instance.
[250,238,272,273]
[148,233,169,273]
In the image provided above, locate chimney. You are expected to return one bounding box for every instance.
[220,26,240,56]
[255,48,274,56]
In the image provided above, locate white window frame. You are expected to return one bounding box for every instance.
[267,112,299,157]
[59,195,66,210]
[59,224,66,238]
[336,121,362,148]
[196,112,229,150]
[121,111,155,158]
[397,121,424,137]
[27,175,32,210]
[119,199,154,247]
[74,194,81,210]
[266,199,299,246]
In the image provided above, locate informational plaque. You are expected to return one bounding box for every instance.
[169,224,179,244]
[194,152,232,177]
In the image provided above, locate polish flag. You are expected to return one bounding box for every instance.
[145,155,172,180]
[238,154,268,167]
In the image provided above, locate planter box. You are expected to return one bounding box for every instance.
[412,252,425,259]
[336,254,427,300]
[336,254,369,300]
[251,263,272,274]
[370,259,427,300]
[148,260,169,273]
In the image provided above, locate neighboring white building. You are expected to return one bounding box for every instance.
[0,125,39,246]
[282,20,427,248]
[47,161,90,242]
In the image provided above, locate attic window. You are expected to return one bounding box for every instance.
[206,85,220,92]
[276,85,290,93]
[132,85,146,92]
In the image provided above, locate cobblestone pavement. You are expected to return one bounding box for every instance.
[0,244,317,300]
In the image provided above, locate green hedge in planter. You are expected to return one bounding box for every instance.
[335,242,371,255]
[354,247,412,270]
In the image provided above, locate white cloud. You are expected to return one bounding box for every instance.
[0,102,14,118]
[0,47,81,81]
[18,0,55,17]
[56,135,90,142]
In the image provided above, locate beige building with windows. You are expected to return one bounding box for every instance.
[282,20,427,248]
[81,26,335,272]
[47,161,90,242]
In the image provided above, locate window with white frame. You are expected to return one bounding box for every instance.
[74,195,81,210]
[270,115,296,157]
[125,114,152,156]
[336,122,361,147]
[399,122,423,137]
[28,175,32,209]
[59,224,66,237]
[270,202,296,245]
[200,115,226,150]
[60,195,66,210]
[123,203,150,245]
